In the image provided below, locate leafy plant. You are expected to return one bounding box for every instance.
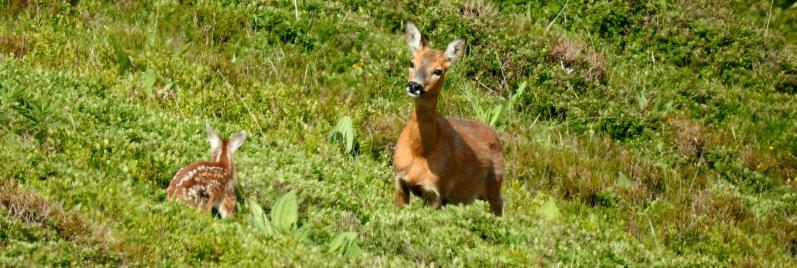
[327,231,362,259]
[246,192,311,242]
[329,116,356,154]
[617,172,633,189]
[539,196,561,221]
[463,82,527,127]
[140,69,157,97]
[109,38,131,74]
[270,191,299,234]
[11,97,58,144]
[245,199,273,236]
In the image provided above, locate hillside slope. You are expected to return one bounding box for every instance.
[1,0,796,266]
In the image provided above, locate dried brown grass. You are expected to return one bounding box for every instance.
[667,117,705,159]
[690,190,752,224]
[741,147,797,182]
[364,112,403,159]
[462,0,498,18]
[514,133,671,206]
[0,33,29,58]
[0,178,91,240]
[549,35,606,81]
[1,0,80,16]
[0,178,147,264]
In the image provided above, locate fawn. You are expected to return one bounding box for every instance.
[393,21,504,216]
[167,124,246,218]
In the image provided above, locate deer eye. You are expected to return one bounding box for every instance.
[432,69,443,76]
[408,61,415,69]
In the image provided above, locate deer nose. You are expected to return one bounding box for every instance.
[406,81,424,97]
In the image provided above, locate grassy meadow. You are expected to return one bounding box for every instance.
[1,0,797,266]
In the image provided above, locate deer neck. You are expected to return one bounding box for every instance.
[408,96,440,156]
[220,156,233,170]
[215,146,234,170]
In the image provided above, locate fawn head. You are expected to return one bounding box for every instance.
[206,124,246,164]
[404,20,466,99]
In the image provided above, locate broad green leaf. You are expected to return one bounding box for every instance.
[329,116,356,154]
[293,226,312,243]
[328,231,361,259]
[141,69,156,96]
[271,191,298,234]
[245,199,272,235]
[540,197,560,221]
[617,172,633,189]
[109,38,131,73]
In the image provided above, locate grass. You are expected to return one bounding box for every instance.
[1,0,796,266]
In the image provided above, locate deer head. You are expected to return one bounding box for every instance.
[207,123,246,165]
[404,20,467,99]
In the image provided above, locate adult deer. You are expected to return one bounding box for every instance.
[393,21,504,216]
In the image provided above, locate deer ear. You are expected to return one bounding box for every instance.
[227,131,247,154]
[405,20,427,53]
[444,38,467,64]
[206,124,222,151]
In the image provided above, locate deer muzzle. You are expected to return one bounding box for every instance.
[406,81,424,97]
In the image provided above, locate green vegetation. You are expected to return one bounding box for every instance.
[1,0,796,266]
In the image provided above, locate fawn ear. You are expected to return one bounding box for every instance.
[206,124,222,152]
[405,20,427,53]
[444,38,467,64]
[227,131,247,154]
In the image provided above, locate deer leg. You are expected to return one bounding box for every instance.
[423,190,442,209]
[219,191,236,219]
[199,194,217,213]
[395,178,410,208]
[487,196,504,217]
[486,171,504,217]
